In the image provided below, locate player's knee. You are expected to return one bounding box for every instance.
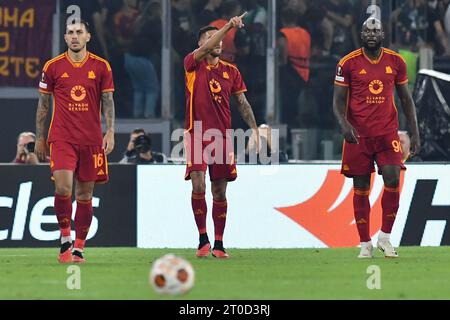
[384,176,400,188]
[75,190,93,201]
[192,182,206,194]
[55,185,72,197]
[212,189,226,201]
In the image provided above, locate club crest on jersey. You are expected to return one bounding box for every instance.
[70,85,87,101]
[209,79,222,93]
[369,80,383,95]
[88,71,96,79]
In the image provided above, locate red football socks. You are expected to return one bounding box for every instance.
[381,186,400,234]
[353,188,371,242]
[74,199,93,251]
[192,192,207,235]
[54,193,72,237]
[212,199,227,241]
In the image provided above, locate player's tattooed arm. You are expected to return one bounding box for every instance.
[36,93,51,140]
[101,92,115,132]
[396,83,421,156]
[101,91,115,155]
[194,12,247,62]
[35,92,51,161]
[236,92,259,152]
[236,92,257,130]
[333,84,359,144]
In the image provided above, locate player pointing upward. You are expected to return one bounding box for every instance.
[333,18,420,258]
[184,12,259,259]
[36,20,115,263]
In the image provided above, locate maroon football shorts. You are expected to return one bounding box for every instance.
[184,132,237,182]
[50,141,109,183]
[341,131,406,177]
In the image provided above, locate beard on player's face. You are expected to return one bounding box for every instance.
[362,34,383,52]
[68,42,87,53]
[210,48,222,58]
[362,40,382,51]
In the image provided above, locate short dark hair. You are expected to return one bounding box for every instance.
[198,25,219,41]
[132,128,146,135]
[65,18,90,34]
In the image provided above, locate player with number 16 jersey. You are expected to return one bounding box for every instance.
[36,20,116,264]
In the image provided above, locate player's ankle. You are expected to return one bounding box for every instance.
[61,235,72,244]
[60,241,72,254]
[199,232,209,243]
[213,240,225,250]
[72,249,84,258]
[379,230,390,241]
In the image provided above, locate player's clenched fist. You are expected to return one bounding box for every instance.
[341,122,359,144]
[103,129,115,155]
[35,138,47,161]
[228,12,247,29]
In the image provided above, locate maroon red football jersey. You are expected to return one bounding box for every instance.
[184,52,247,134]
[39,52,114,146]
[334,48,408,137]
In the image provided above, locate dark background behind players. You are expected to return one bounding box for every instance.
[119,129,168,164]
[11,132,39,165]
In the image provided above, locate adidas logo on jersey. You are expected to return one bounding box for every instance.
[97,169,105,175]
[359,69,367,75]
[88,71,96,79]
[386,66,393,74]
[61,72,69,78]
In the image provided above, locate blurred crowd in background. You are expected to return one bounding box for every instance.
[67,0,450,118]
[53,0,450,160]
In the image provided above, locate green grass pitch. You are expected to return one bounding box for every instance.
[1,247,449,299]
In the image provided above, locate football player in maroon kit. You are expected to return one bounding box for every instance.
[184,13,259,259]
[36,20,115,263]
[333,18,420,258]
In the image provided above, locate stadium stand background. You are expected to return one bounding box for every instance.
[1,0,450,162]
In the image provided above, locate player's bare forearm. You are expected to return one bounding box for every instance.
[195,25,233,62]
[396,84,419,137]
[397,83,421,155]
[333,84,359,143]
[36,92,51,140]
[194,13,246,62]
[101,92,115,133]
[333,85,349,129]
[236,92,257,130]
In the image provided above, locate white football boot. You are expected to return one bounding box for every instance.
[358,241,374,258]
[377,232,398,258]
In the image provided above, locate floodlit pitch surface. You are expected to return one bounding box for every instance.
[0,247,449,299]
